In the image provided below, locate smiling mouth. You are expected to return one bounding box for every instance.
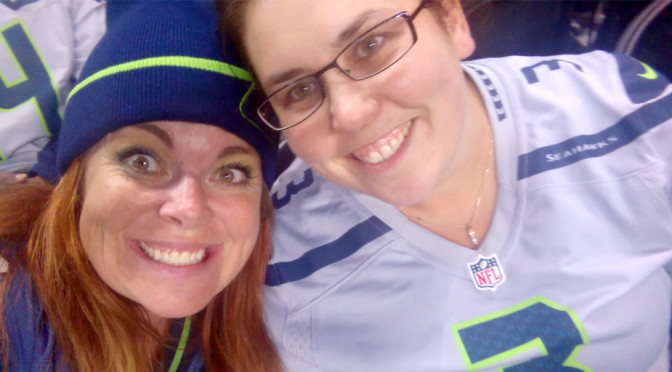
[139,241,207,266]
[352,121,411,165]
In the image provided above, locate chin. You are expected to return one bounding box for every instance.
[143,298,212,320]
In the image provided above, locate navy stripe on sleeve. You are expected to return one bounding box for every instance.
[266,216,392,286]
[518,92,672,180]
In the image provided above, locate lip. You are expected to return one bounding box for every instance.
[349,119,414,172]
[136,239,214,252]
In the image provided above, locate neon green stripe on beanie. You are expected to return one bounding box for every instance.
[67,56,253,103]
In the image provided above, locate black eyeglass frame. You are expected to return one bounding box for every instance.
[257,0,428,131]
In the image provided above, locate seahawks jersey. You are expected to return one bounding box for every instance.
[0,0,105,173]
[267,51,672,371]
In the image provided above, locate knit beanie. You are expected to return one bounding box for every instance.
[57,0,277,186]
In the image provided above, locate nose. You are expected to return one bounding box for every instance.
[323,71,380,133]
[158,177,209,228]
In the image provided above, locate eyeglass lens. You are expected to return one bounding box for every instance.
[259,12,417,130]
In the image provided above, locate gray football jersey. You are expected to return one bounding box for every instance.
[0,0,105,172]
[268,51,672,371]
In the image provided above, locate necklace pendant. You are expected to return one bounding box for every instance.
[467,225,478,246]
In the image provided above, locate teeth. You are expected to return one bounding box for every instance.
[389,137,399,149]
[356,122,411,165]
[365,152,384,164]
[139,241,206,266]
[380,145,394,158]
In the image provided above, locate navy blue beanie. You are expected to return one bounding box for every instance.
[57,0,277,186]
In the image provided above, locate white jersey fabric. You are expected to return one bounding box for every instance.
[268,51,672,372]
[0,0,105,173]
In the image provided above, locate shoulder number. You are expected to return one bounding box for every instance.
[520,59,583,85]
[272,168,314,209]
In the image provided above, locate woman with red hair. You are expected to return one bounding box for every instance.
[0,1,281,371]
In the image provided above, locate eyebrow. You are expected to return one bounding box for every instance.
[266,67,307,89]
[135,123,173,148]
[335,8,385,46]
[217,145,255,160]
[263,8,391,89]
[135,124,255,160]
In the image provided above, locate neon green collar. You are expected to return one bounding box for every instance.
[167,317,192,372]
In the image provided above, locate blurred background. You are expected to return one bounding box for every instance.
[464,0,671,79]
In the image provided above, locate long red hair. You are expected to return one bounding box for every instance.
[0,158,282,371]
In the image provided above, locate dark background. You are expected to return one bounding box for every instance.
[464,0,671,79]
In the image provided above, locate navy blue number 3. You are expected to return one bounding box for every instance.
[453,298,592,371]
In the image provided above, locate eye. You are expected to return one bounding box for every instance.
[117,147,163,175]
[353,35,384,60]
[289,83,315,101]
[128,154,158,172]
[278,77,321,108]
[215,164,252,185]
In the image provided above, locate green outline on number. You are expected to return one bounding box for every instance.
[0,20,62,135]
[0,21,28,87]
[451,296,592,372]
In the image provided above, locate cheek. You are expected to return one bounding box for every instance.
[283,128,317,159]
[78,178,154,249]
[211,194,263,242]
[77,193,127,279]
[392,24,466,101]
[393,55,461,106]
[217,200,263,276]
[392,54,469,144]
[78,204,99,262]
[282,125,343,176]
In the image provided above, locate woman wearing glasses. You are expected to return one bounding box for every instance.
[220,0,672,370]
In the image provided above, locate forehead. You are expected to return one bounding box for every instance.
[93,121,254,157]
[243,0,416,82]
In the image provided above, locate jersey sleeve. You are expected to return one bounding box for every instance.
[612,53,672,206]
[504,52,672,204]
[648,103,672,208]
[263,287,323,372]
[29,134,58,184]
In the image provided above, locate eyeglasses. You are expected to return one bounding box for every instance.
[257,1,427,131]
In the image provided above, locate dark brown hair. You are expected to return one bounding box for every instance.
[217,0,449,86]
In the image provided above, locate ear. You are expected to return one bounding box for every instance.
[438,0,475,59]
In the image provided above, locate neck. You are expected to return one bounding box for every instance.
[399,76,496,248]
[147,311,171,338]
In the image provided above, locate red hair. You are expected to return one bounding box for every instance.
[0,158,282,371]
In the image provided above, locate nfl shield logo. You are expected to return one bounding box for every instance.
[467,254,506,291]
